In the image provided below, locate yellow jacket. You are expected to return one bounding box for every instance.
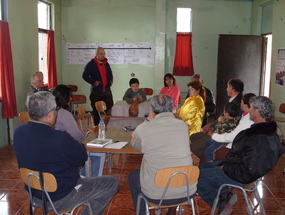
[177,95,205,135]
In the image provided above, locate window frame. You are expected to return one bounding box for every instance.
[38,0,53,85]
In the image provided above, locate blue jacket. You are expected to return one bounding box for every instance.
[14,121,87,201]
[82,58,113,94]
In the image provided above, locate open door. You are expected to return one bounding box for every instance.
[215,34,264,117]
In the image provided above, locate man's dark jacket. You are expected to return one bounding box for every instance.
[220,121,284,184]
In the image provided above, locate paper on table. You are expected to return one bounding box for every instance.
[105,142,128,149]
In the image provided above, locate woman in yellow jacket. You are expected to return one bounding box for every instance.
[176,81,205,135]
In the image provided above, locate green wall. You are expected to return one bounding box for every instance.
[61,0,157,111]
[0,0,62,148]
[0,0,284,147]
[252,0,285,118]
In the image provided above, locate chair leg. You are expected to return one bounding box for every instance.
[155,208,161,215]
[241,188,253,215]
[190,198,196,215]
[253,189,266,215]
[178,205,182,215]
[210,184,225,215]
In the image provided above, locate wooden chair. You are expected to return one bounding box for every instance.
[136,166,199,215]
[211,178,265,215]
[67,85,78,93]
[71,94,87,115]
[77,106,96,137]
[140,88,154,101]
[18,111,29,124]
[20,167,93,215]
[95,101,107,120]
[178,96,182,104]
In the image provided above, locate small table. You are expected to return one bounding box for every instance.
[84,117,144,176]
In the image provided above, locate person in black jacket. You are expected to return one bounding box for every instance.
[190,78,243,159]
[82,47,114,125]
[197,96,284,215]
[186,74,216,127]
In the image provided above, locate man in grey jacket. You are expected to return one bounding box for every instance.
[129,94,196,215]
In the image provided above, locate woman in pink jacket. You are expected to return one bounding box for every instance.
[159,73,180,111]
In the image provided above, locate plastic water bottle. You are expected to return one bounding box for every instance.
[98,119,105,139]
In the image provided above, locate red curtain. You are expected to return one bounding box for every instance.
[47,30,57,88]
[173,32,194,76]
[0,21,18,118]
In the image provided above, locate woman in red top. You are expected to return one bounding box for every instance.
[159,73,180,111]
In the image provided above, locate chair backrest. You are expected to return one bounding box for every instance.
[279,103,285,114]
[67,85,78,93]
[178,96,182,104]
[155,166,199,188]
[71,95,87,104]
[18,111,30,124]
[77,106,86,120]
[20,168,57,192]
[140,88,154,96]
[95,101,107,112]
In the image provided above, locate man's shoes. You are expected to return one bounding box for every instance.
[218,192,237,215]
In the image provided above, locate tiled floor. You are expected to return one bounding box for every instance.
[0,144,285,215]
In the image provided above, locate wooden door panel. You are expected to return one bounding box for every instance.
[215,35,263,117]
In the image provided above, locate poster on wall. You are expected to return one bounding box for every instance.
[275,48,285,86]
[66,43,154,65]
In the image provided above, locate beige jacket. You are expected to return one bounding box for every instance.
[132,112,197,199]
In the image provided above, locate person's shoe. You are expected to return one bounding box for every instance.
[218,192,237,215]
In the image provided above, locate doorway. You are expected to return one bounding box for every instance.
[261,34,272,97]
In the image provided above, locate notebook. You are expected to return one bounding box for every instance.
[86,138,113,148]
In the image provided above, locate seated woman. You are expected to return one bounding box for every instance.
[52,84,105,177]
[159,73,180,111]
[53,84,84,142]
[176,81,205,135]
[123,78,147,102]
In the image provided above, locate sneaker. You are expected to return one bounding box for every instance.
[218,192,237,215]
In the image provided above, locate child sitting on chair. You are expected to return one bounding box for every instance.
[123,78,147,102]
[204,103,240,162]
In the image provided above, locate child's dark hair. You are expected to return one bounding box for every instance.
[242,93,256,108]
[129,78,139,86]
[224,103,240,117]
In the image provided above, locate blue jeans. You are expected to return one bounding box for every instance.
[129,169,193,215]
[204,140,223,162]
[80,153,106,177]
[197,162,245,207]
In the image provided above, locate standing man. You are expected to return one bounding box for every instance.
[82,47,113,125]
[15,91,118,214]
[129,95,196,215]
[197,96,284,215]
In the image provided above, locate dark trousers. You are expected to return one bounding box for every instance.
[190,132,211,158]
[90,93,113,125]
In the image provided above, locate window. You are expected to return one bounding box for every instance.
[177,8,192,33]
[173,8,194,76]
[38,1,52,85]
[0,0,2,20]
[0,0,7,21]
